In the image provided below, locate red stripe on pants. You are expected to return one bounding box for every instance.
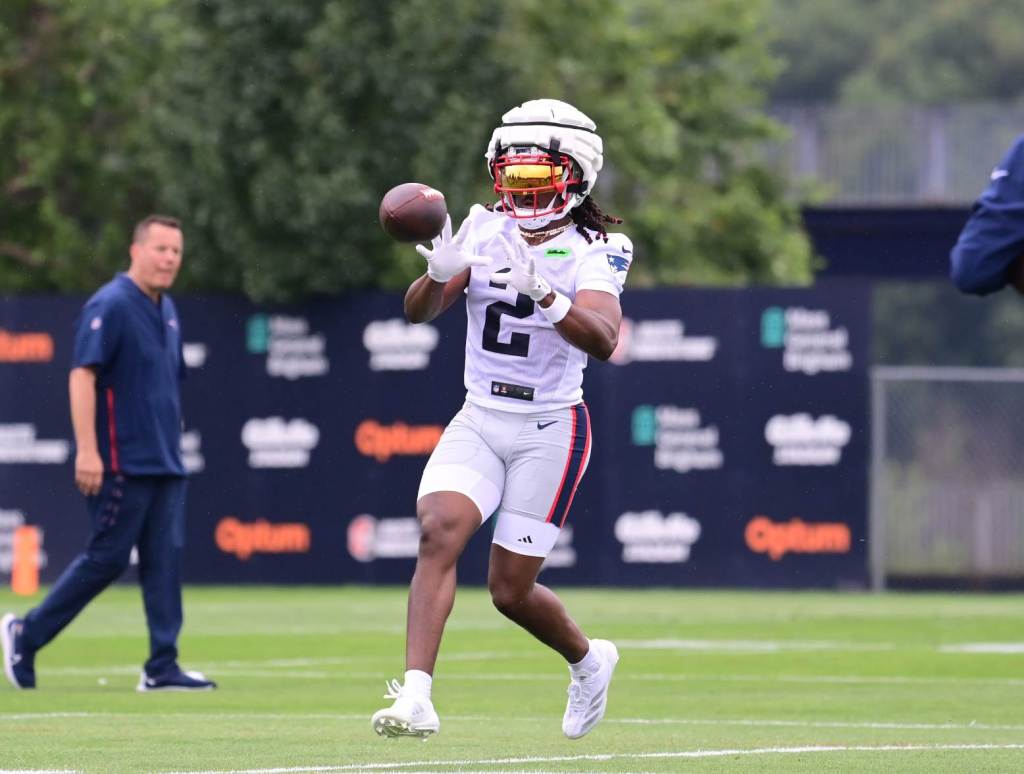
[106,387,120,473]
[546,407,579,524]
[560,404,591,527]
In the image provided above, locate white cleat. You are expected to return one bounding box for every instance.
[371,678,440,739]
[562,638,619,740]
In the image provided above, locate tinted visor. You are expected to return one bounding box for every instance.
[498,163,564,191]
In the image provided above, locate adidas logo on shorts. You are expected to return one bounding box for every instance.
[517,535,534,544]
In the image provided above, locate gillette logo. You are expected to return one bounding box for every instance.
[241,417,320,469]
[764,413,851,466]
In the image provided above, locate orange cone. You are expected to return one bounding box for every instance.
[11,525,40,596]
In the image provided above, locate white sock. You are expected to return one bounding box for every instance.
[404,669,432,698]
[569,640,601,676]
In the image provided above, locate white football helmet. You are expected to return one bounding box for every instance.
[485,99,604,227]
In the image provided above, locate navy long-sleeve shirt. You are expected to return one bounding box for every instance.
[950,134,1024,295]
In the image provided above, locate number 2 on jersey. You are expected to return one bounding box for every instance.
[482,283,534,357]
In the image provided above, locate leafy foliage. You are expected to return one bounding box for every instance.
[0,0,172,291]
[874,280,1024,366]
[1,0,813,299]
[770,0,1024,104]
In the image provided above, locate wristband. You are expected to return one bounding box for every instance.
[539,291,572,323]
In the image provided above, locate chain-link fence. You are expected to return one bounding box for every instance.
[768,104,1024,205]
[870,367,1024,588]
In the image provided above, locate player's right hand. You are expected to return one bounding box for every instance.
[415,215,492,283]
[75,449,104,496]
[492,234,553,301]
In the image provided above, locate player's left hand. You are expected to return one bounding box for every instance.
[415,215,492,283]
[492,235,552,302]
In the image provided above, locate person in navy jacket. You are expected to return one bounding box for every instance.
[951,134,1024,295]
[1,216,216,692]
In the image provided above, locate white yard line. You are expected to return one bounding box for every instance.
[940,643,1024,654]
[39,665,140,676]
[153,744,1024,774]
[38,653,523,677]
[702,673,1024,687]
[192,670,337,679]
[34,637,1019,679]
[615,639,895,652]
[0,712,368,722]
[114,670,1019,686]
[612,717,1024,731]
[438,671,1024,688]
[261,670,1019,687]
[63,628,402,638]
[6,712,1024,734]
[202,658,356,668]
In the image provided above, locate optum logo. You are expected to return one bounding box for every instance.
[215,517,311,561]
[745,516,851,561]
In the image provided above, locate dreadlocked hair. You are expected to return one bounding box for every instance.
[570,197,622,244]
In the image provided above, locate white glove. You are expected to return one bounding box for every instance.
[415,215,491,283]
[491,234,552,301]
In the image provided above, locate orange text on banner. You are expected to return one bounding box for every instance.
[0,329,54,362]
[215,517,311,561]
[745,516,851,561]
[354,420,443,462]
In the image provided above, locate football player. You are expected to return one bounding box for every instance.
[372,99,631,740]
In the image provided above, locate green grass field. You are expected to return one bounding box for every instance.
[0,586,1022,773]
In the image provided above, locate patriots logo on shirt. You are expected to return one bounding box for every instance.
[606,253,630,273]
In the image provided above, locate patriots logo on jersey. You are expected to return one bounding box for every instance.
[606,253,630,273]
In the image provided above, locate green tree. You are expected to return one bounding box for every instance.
[145,0,510,299]
[148,0,812,299]
[767,0,882,102]
[874,281,1024,367]
[769,0,1024,105]
[842,0,1024,104]
[0,0,170,291]
[498,0,813,287]
[1,0,813,299]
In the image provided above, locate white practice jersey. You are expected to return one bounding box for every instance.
[457,204,632,413]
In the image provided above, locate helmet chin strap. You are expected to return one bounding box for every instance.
[515,209,565,229]
[509,190,580,229]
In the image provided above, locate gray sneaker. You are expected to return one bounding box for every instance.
[1,613,36,690]
[136,669,217,692]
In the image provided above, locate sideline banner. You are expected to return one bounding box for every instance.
[0,283,870,588]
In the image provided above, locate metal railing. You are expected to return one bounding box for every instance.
[870,366,1024,588]
[768,104,1024,205]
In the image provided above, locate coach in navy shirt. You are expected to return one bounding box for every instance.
[2,215,216,692]
[951,133,1024,295]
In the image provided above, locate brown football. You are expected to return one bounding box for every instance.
[378,182,447,242]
